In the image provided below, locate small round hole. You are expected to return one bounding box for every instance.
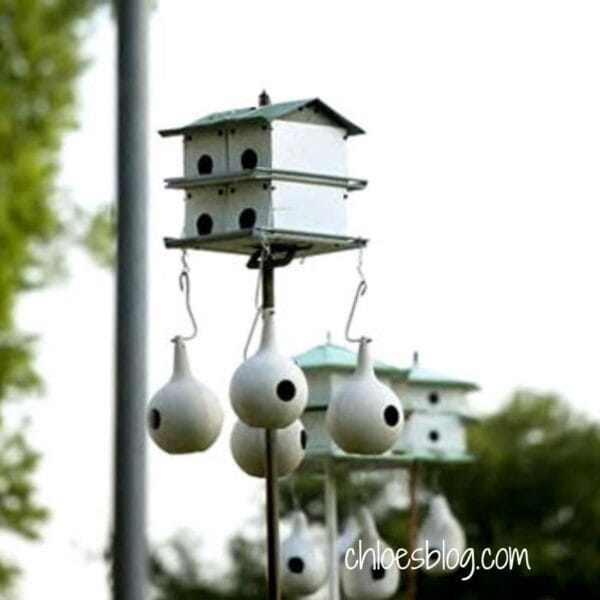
[428,548,441,562]
[241,148,258,170]
[288,557,304,574]
[384,405,400,427]
[300,430,308,450]
[238,208,257,229]
[196,213,213,236]
[429,430,440,442]
[428,392,440,405]
[371,564,386,580]
[149,409,161,430]
[196,154,213,175]
[276,380,296,402]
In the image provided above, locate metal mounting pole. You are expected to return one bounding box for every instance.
[113,1,148,599]
[407,461,420,600]
[262,258,281,600]
[325,462,340,600]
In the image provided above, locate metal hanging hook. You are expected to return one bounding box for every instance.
[345,247,369,344]
[243,241,271,359]
[172,250,198,342]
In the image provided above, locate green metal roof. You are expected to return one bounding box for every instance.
[294,343,405,378]
[405,366,479,391]
[159,98,365,137]
[294,343,479,391]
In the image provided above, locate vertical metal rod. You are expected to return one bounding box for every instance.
[325,462,340,600]
[262,259,281,600]
[407,462,420,600]
[113,1,148,599]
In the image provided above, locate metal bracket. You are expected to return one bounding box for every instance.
[246,244,297,269]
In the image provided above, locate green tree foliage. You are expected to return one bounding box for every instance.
[150,391,600,599]
[0,0,102,591]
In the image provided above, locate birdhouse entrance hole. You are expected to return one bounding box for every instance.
[149,409,161,430]
[384,405,400,427]
[238,208,257,229]
[196,154,213,175]
[196,214,214,235]
[300,429,307,450]
[288,557,305,574]
[371,564,386,580]
[428,392,440,405]
[429,430,440,442]
[241,148,258,170]
[276,379,296,401]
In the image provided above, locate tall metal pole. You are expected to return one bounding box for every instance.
[325,462,340,600]
[113,1,148,599]
[407,461,420,600]
[262,258,281,600]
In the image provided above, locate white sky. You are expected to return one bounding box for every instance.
[8,1,600,598]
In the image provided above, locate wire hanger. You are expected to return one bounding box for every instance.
[345,246,370,344]
[172,250,198,342]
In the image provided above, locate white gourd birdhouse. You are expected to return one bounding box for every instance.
[230,419,307,478]
[340,507,400,600]
[147,337,223,454]
[416,494,466,575]
[326,338,404,455]
[230,309,308,429]
[280,511,328,596]
[159,96,366,241]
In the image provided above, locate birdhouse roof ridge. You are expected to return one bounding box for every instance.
[405,365,480,391]
[159,98,365,137]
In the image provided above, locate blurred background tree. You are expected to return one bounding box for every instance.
[0,0,111,592]
[149,391,600,599]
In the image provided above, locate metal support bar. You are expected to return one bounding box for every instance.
[113,1,148,599]
[325,462,340,600]
[262,259,281,600]
[406,461,420,600]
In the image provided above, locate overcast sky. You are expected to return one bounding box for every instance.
[10,1,600,598]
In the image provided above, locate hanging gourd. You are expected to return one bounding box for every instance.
[341,507,400,600]
[230,419,307,477]
[147,252,223,453]
[280,511,328,596]
[230,308,308,429]
[147,336,223,453]
[416,494,466,575]
[326,337,403,454]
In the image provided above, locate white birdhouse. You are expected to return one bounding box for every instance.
[280,511,328,596]
[416,494,466,575]
[160,96,366,240]
[147,337,223,454]
[340,507,400,600]
[391,352,479,458]
[230,309,308,429]
[326,338,404,455]
[230,419,306,478]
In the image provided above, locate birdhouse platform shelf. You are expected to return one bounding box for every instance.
[164,227,367,262]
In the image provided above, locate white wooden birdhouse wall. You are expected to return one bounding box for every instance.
[160,97,366,240]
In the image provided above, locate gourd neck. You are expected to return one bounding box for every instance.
[259,309,278,352]
[356,338,375,377]
[172,337,192,378]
